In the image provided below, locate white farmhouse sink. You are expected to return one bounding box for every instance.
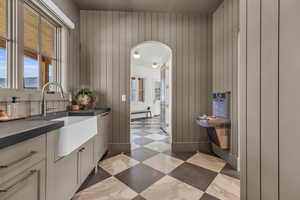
[52,116,98,157]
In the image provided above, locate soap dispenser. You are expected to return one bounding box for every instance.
[7,96,20,117]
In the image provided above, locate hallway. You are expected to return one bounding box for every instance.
[73,118,240,200]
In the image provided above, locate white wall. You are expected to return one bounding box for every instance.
[131,65,160,118]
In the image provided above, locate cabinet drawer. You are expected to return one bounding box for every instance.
[0,135,46,185]
[0,161,46,200]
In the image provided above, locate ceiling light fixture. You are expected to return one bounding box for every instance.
[152,62,158,68]
[133,51,141,59]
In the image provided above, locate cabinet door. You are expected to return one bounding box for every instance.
[0,161,46,200]
[94,113,111,164]
[100,112,111,156]
[79,139,94,184]
[53,151,79,200]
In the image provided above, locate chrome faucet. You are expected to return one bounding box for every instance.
[41,82,65,117]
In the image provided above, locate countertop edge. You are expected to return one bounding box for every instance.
[0,120,64,149]
[0,108,111,150]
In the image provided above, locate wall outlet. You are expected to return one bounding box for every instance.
[121,95,126,102]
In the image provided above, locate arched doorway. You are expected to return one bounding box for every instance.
[130,41,172,151]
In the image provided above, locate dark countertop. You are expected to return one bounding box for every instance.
[68,108,111,116]
[0,119,64,149]
[0,108,111,149]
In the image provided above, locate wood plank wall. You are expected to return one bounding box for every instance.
[80,11,213,152]
[279,1,300,199]
[240,0,279,199]
[212,0,239,166]
[51,0,81,90]
[66,27,80,89]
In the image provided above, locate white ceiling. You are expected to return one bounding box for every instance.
[131,42,171,70]
[73,0,223,14]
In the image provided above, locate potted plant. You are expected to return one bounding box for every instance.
[75,87,96,109]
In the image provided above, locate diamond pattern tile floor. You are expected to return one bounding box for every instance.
[73,118,240,200]
[99,154,139,175]
[143,153,184,174]
[73,177,137,200]
[140,175,204,200]
[169,162,218,191]
[115,163,165,193]
[127,147,159,162]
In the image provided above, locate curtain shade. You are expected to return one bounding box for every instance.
[41,18,55,57]
[0,0,7,38]
[24,6,39,51]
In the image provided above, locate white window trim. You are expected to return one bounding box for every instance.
[0,0,67,92]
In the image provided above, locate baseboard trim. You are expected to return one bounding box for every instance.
[108,143,130,153]
[172,142,211,153]
[211,143,238,169]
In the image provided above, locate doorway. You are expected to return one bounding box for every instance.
[130,41,172,151]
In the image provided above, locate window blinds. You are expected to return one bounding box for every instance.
[41,18,55,57]
[24,6,55,58]
[24,6,39,51]
[0,0,6,38]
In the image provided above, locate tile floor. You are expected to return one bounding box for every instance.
[73,118,240,200]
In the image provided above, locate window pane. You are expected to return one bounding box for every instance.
[24,51,39,90]
[138,78,144,102]
[0,40,7,88]
[0,0,7,38]
[24,6,39,51]
[41,18,55,57]
[41,56,55,86]
[131,79,137,103]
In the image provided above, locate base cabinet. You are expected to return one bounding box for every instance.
[0,161,46,200]
[46,130,96,200]
[1,112,110,200]
[78,139,94,184]
[94,112,111,164]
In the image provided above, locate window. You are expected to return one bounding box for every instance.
[0,0,8,88]
[23,4,58,90]
[130,77,144,103]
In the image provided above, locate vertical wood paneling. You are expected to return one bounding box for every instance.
[176,14,183,143]
[106,11,113,144]
[200,16,207,140]
[212,0,239,163]
[119,12,127,143]
[80,11,212,151]
[183,16,189,142]
[100,11,107,107]
[240,0,281,198]
[125,12,132,143]
[261,0,279,199]
[279,1,300,199]
[246,0,261,198]
[170,14,177,141]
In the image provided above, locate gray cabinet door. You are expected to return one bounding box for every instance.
[94,113,111,164]
[53,151,79,200]
[0,161,46,200]
[79,139,94,184]
[100,112,110,155]
[46,130,79,200]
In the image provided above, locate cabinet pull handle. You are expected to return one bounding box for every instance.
[101,112,110,117]
[79,147,85,152]
[0,151,37,169]
[0,170,38,193]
